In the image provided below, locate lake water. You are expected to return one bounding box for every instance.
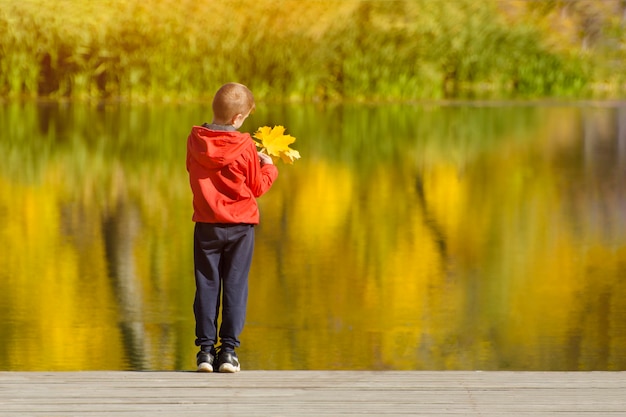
[0,100,625,371]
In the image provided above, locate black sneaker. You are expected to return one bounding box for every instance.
[217,349,240,373]
[196,349,216,373]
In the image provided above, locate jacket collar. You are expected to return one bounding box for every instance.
[202,122,236,132]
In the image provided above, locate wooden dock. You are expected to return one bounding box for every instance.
[1,371,625,416]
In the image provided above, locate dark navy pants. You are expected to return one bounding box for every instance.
[193,222,255,350]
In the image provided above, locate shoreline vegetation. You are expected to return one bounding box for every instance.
[1,0,625,102]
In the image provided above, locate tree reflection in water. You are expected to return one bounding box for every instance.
[0,101,624,371]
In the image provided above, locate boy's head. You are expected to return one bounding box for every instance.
[212,82,256,129]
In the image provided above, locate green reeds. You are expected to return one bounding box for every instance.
[0,0,622,101]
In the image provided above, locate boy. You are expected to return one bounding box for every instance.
[186,83,278,373]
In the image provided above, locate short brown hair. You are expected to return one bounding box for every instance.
[212,83,255,123]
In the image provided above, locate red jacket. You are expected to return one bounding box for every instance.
[186,125,278,224]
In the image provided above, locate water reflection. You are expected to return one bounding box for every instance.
[0,101,624,371]
[102,198,146,369]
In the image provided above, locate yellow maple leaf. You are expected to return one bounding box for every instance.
[253,125,301,164]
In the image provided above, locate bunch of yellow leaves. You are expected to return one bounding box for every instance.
[253,125,301,164]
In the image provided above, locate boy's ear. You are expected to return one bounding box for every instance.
[231,113,243,125]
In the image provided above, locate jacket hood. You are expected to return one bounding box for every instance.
[187,125,252,169]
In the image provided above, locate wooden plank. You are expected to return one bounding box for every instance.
[0,371,625,416]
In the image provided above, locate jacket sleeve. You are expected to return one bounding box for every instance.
[246,142,278,197]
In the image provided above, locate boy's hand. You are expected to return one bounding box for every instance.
[258,152,274,166]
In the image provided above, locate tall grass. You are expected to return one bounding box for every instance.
[0,0,621,101]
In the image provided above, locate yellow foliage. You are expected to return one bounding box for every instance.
[253,125,301,164]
